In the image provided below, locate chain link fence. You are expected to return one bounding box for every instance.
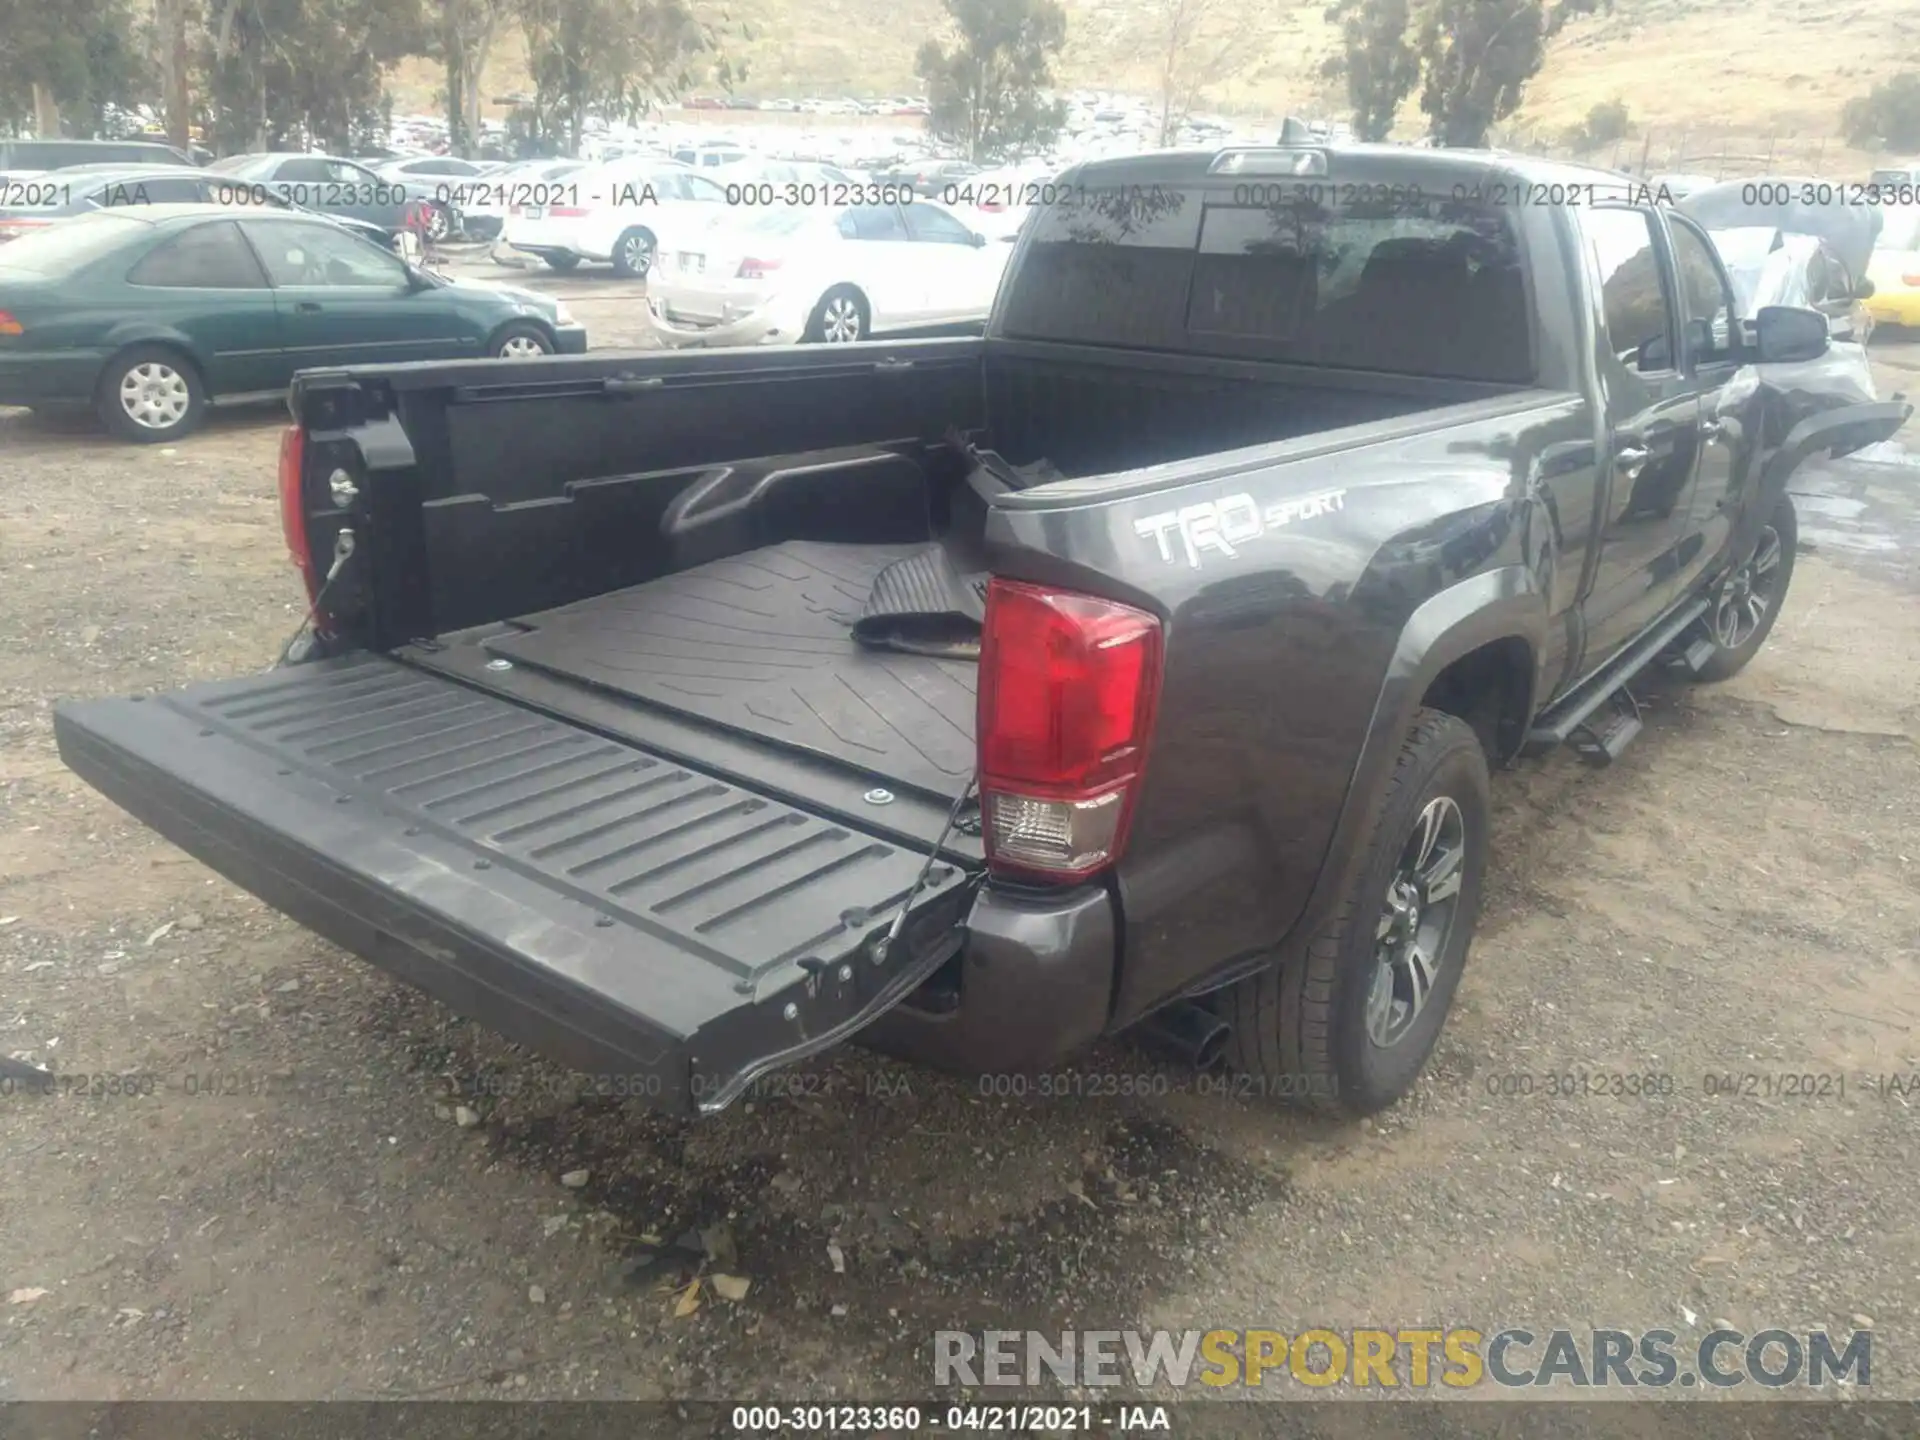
[1484,124,1898,181]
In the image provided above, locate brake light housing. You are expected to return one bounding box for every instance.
[976,579,1163,881]
[736,256,783,278]
[0,309,21,335]
[549,205,589,217]
[277,424,320,605]
[1902,271,1920,287]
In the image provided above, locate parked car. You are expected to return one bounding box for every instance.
[205,153,429,238]
[0,164,393,248]
[447,158,587,243]
[940,161,1062,241]
[881,158,979,196]
[648,199,1009,346]
[369,154,508,239]
[501,156,730,274]
[0,205,584,442]
[0,138,195,171]
[1706,226,1874,343]
[49,149,1908,1128]
[669,143,752,169]
[1862,205,1920,328]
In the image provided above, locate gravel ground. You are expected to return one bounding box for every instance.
[1,274,1918,1410]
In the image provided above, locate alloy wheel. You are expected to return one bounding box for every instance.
[497,333,549,359]
[1366,795,1467,1048]
[1711,524,1783,651]
[821,294,862,342]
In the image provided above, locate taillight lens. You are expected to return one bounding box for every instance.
[549,205,588,217]
[1902,271,1920,287]
[736,256,783,278]
[0,309,21,335]
[277,424,319,604]
[0,219,46,241]
[976,579,1163,881]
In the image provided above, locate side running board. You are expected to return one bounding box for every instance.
[1524,597,1711,758]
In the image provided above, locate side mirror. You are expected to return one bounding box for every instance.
[969,230,987,248]
[1754,304,1830,363]
[1855,277,1876,300]
[1636,333,1671,370]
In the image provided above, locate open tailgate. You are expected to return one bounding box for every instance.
[52,655,975,1113]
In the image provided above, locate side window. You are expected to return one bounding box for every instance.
[279,157,333,182]
[903,204,976,244]
[1579,207,1674,372]
[1665,217,1737,364]
[845,204,909,241]
[127,220,268,288]
[245,220,406,287]
[682,174,726,202]
[327,160,377,184]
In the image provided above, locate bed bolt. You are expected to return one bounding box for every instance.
[328,470,359,507]
[863,788,894,805]
[486,658,513,672]
[838,964,853,982]
[782,1002,799,1022]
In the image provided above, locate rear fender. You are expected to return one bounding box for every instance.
[1287,565,1546,950]
[1733,398,1911,562]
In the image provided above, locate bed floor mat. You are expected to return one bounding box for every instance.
[481,541,977,799]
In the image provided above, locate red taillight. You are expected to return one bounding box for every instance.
[0,309,21,336]
[976,579,1163,881]
[736,256,783,278]
[1902,271,1920,287]
[980,200,1004,212]
[0,219,46,241]
[277,424,319,603]
[549,205,588,217]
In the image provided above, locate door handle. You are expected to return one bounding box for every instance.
[296,301,323,313]
[1700,418,1731,443]
[1613,444,1650,479]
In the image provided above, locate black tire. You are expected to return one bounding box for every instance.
[804,286,869,343]
[1221,709,1491,1117]
[1692,496,1797,683]
[490,321,554,359]
[543,252,581,272]
[421,202,453,242]
[610,227,655,277]
[97,345,207,444]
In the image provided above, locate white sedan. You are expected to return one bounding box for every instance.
[502,156,730,275]
[647,200,1010,347]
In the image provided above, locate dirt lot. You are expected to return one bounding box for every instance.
[2,282,1919,1408]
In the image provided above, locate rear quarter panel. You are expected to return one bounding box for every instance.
[983,393,1584,1023]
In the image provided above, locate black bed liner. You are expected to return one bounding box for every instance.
[52,655,976,1114]
[481,541,978,800]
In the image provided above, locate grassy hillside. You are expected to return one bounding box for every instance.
[389,0,1920,161]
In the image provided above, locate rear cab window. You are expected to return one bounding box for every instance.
[998,167,1535,383]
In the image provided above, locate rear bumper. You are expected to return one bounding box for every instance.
[647,294,807,348]
[0,351,107,405]
[52,655,978,1116]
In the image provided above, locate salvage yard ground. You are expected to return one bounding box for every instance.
[2,274,1919,1407]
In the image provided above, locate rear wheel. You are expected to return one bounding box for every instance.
[542,252,581,272]
[1221,709,1490,1116]
[97,345,207,443]
[805,286,868,343]
[611,228,655,277]
[1692,496,1796,682]
[421,202,453,242]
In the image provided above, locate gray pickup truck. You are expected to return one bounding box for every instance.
[54,146,1907,1118]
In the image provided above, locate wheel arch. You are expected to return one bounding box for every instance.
[1287,565,1547,953]
[484,315,557,354]
[94,334,210,403]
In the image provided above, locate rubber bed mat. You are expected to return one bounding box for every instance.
[482,542,978,800]
[53,655,974,1113]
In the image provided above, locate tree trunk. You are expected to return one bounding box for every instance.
[157,0,193,151]
[31,83,61,138]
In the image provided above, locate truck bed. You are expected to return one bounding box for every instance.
[478,540,977,801]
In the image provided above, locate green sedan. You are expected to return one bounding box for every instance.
[0,204,587,442]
